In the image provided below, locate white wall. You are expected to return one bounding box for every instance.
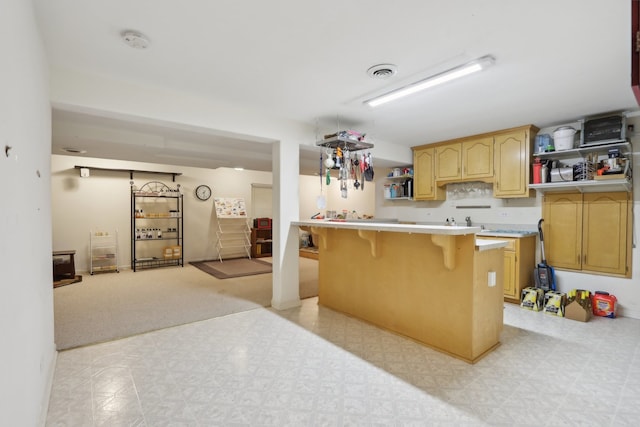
[51,155,376,270]
[374,124,640,319]
[52,155,275,271]
[0,1,56,425]
[299,174,376,220]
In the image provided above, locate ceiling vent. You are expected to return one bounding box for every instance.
[367,64,398,79]
[121,31,150,49]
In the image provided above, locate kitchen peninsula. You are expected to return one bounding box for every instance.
[293,220,507,363]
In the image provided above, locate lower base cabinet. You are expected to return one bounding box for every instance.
[542,192,631,277]
[481,235,535,302]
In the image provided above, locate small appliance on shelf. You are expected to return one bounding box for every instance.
[579,113,627,148]
[253,217,271,229]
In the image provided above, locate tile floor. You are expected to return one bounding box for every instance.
[46,298,640,426]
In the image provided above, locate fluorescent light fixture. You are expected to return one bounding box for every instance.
[234,167,244,171]
[364,55,495,107]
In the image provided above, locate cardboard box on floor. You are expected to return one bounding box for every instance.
[521,287,544,311]
[543,291,566,317]
[564,289,592,322]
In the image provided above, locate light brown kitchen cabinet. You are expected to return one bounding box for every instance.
[462,137,494,180]
[435,143,462,181]
[412,124,537,199]
[543,192,631,277]
[479,235,535,302]
[541,192,583,270]
[434,137,493,183]
[413,147,445,200]
[493,126,538,198]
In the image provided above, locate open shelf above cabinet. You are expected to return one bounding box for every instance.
[530,141,632,193]
[529,177,632,193]
[532,141,632,161]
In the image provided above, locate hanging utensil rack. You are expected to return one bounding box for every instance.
[316,134,374,151]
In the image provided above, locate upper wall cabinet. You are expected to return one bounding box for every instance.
[413,147,445,201]
[493,126,538,198]
[435,143,462,181]
[412,124,537,200]
[434,137,494,183]
[463,137,494,180]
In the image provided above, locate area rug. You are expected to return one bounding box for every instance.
[190,258,272,279]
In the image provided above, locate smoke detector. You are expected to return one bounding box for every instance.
[367,64,398,79]
[121,31,150,49]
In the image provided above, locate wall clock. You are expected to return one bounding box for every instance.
[195,184,212,201]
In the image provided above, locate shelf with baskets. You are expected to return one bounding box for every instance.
[90,230,119,274]
[530,141,632,193]
[131,181,183,271]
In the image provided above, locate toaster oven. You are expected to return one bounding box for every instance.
[580,114,627,147]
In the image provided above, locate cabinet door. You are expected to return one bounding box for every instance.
[582,192,630,276]
[542,193,583,270]
[494,129,531,197]
[503,250,517,299]
[462,137,493,179]
[435,143,462,181]
[413,148,445,200]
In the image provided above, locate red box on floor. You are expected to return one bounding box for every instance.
[592,291,617,318]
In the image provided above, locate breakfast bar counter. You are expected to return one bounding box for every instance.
[293,220,506,363]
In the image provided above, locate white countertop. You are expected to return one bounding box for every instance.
[293,219,481,235]
[476,230,537,238]
[475,238,509,251]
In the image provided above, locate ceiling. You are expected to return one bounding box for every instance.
[36,0,639,176]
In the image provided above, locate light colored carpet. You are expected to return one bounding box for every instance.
[190,258,272,278]
[53,257,318,350]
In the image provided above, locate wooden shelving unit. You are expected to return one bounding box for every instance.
[251,228,272,258]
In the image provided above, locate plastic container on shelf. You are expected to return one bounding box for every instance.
[533,158,542,184]
[535,134,552,153]
[384,184,391,198]
[553,127,578,151]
